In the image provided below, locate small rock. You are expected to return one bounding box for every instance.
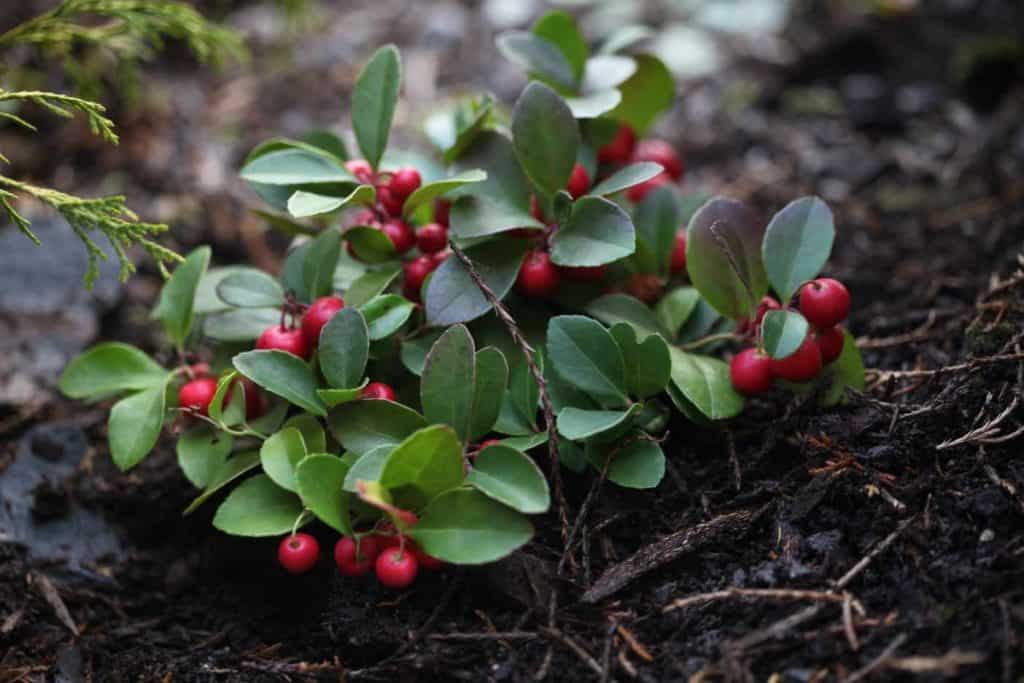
[979,529,995,543]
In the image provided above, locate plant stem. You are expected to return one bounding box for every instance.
[680,332,741,351]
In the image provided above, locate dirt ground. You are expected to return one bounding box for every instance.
[2,1,1023,681]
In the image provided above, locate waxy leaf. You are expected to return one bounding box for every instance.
[282,413,326,453]
[469,347,509,441]
[467,444,550,514]
[203,307,280,342]
[319,307,369,388]
[588,438,665,489]
[655,287,700,341]
[206,371,237,423]
[408,488,533,564]
[400,329,444,376]
[499,432,549,453]
[762,196,835,301]
[344,266,401,307]
[609,323,671,398]
[532,10,588,82]
[824,329,865,406]
[380,425,465,510]
[668,347,744,420]
[183,451,260,515]
[450,131,531,210]
[402,170,486,218]
[424,237,529,326]
[547,315,629,407]
[589,162,664,197]
[352,45,401,169]
[343,444,392,492]
[60,343,169,400]
[296,454,352,534]
[608,54,674,136]
[585,294,668,340]
[497,32,576,91]
[108,382,167,471]
[343,226,397,264]
[448,195,544,240]
[177,425,233,489]
[233,350,326,416]
[153,246,210,348]
[557,405,640,442]
[259,427,306,492]
[634,185,683,277]
[317,381,369,408]
[421,325,475,441]
[213,474,304,537]
[360,295,414,340]
[565,90,622,118]
[599,24,653,55]
[216,269,284,309]
[581,55,637,92]
[511,82,579,196]
[240,148,353,185]
[302,129,348,161]
[302,228,342,300]
[762,309,810,360]
[288,185,374,218]
[327,400,427,455]
[550,196,635,267]
[686,197,768,321]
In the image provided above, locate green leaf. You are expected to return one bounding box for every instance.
[499,432,549,453]
[252,209,317,238]
[532,10,588,82]
[343,225,397,263]
[564,90,622,118]
[421,325,476,441]
[207,371,237,423]
[608,54,674,136]
[213,474,304,537]
[557,405,639,442]
[448,195,544,240]
[762,196,835,301]
[581,55,637,92]
[668,346,745,420]
[303,228,342,300]
[496,32,576,91]
[589,162,664,197]
[327,400,427,455]
[550,196,635,267]
[302,129,348,161]
[319,307,369,388]
[203,308,280,342]
[599,24,653,55]
[282,413,326,453]
[511,82,579,197]
[240,148,353,185]
[342,444,392,492]
[547,315,629,407]
[233,350,327,416]
[194,266,248,314]
[450,131,531,210]
[467,444,549,514]
[296,454,352,534]
[345,266,401,307]
[317,382,369,408]
[216,269,284,309]
[509,355,541,429]
[282,240,313,302]
[380,425,465,510]
[424,237,530,326]
[183,451,260,515]
[108,382,167,471]
[248,399,289,434]
[762,310,811,360]
[686,197,768,321]
[177,425,233,489]
[59,343,168,400]
[220,381,247,427]
[469,347,509,441]
[634,185,683,277]
[400,330,444,376]
[288,185,374,218]
[152,246,210,348]
[352,45,401,169]
[655,287,700,341]
[407,488,533,564]
[585,294,668,340]
[402,170,486,218]
[824,329,865,406]
[360,294,414,340]
[609,323,671,398]
[259,427,307,492]
[589,438,665,489]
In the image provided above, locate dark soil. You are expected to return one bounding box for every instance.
[3,2,1024,681]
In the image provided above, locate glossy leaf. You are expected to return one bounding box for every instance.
[352,45,401,169]
[469,347,509,441]
[424,237,529,326]
[408,488,533,565]
[317,381,368,408]
[216,269,284,309]
[589,162,663,197]
[59,343,169,400]
[152,246,210,348]
[296,454,352,534]
[233,350,326,416]
[319,307,369,389]
[608,54,674,136]
[668,347,744,420]
[581,55,637,92]
[634,185,683,277]
[288,185,374,218]
[207,371,237,423]
[609,323,671,398]
[589,438,665,489]
[550,196,635,267]
[327,399,427,455]
[762,309,811,360]
[259,427,306,492]
[762,196,835,301]
[302,228,342,300]
[511,82,579,196]
[344,266,401,308]
[282,413,326,453]
[177,425,233,489]
[499,432,549,453]
[547,315,629,407]
[557,405,639,442]
[564,90,622,118]
[213,474,305,537]
[532,10,587,82]
[421,325,476,441]
[240,148,352,185]
[380,426,465,510]
[108,382,167,471]
[448,194,544,240]
[360,294,414,340]
[183,451,260,515]
[497,32,576,91]
[402,170,486,218]
[655,287,700,341]
[400,329,444,376]
[203,307,280,342]
[302,129,348,161]
[450,131,531,210]
[467,444,549,514]
[342,444,392,492]
[585,294,668,340]
[824,329,865,406]
[343,225,397,264]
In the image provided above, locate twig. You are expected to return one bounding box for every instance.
[937,398,1019,450]
[866,352,1024,383]
[428,631,538,642]
[844,633,908,682]
[834,516,915,590]
[663,587,849,614]
[540,627,609,680]
[842,592,860,651]
[28,572,78,636]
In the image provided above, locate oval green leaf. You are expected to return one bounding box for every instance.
[668,346,744,420]
[557,405,639,442]
[762,196,835,301]
[183,451,260,515]
[421,325,476,441]
[240,148,352,185]
[511,82,580,197]
[343,225,397,264]
[402,170,486,218]
[152,246,210,348]
[352,45,401,169]
[589,162,663,197]
[203,307,280,342]
[609,323,671,398]
[212,474,305,537]
[497,32,576,91]
[319,307,369,389]
[108,382,167,471]
[585,294,668,340]
[296,454,352,534]
[360,294,415,341]
[762,309,811,360]
[259,427,306,492]
[177,425,233,489]
[448,194,544,240]
[327,399,427,455]
[424,237,529,326]
[216,269,284,309]
[547,315,629,407]
[59,343,169,400]
[467,444,550,514]
[469,347,509,441]
[380,425,465,510]
[550,196,635,267]
[233,350,326,417]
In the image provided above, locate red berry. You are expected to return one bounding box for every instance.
[334,536,380,577]
[345,159,374,183]
[403,255,436,296]
[256,325,310,360]
[530,194,545,222]
[179,377,218,416]
[799,279,850,329]
[560,264,608,283]
[730,348,774,396]
[389,167,422,200]
[361,382,396,401]
[278,533,320,574]
[626,172,672,203]
[817,326,845,364]
[416,223,448,254]
[382,219,416,254]
[377,186,404,216]
[410,542,445,571]
[772,334,823,383]
[737,296,783,336]
[434,199,451,227]
[301,295,345,347]
[566,163,590,199]
[670,231,687,274]
[633,139,684,180]
[375,548,419,589]
[516,250,560,298]
[598,123,636,164]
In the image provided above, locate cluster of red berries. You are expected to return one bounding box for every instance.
[277,522,443,589]
[730,278,851,395]
[598,123,686,203]
[177,294,397,415]
[344,160,450,302]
